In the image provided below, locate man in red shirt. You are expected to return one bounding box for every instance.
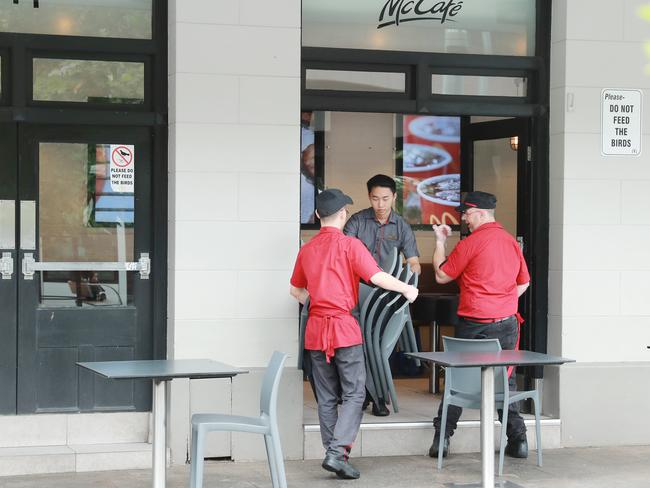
[290,188,418,480]
[429,191,530,460]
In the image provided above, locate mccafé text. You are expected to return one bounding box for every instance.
[378,0,463,28]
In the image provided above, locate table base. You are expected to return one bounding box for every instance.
[446,481,526,488]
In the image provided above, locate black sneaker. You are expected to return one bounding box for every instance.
[428,433,449,458]
[322,453,361,479]
[504,436,528,459]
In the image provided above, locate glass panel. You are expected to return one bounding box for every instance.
[39,143,135,307]
[473,138,517,235]
[300,112,317,224]
[432,75,527,97]
[303,0,536,56]
[33,58,145,104]
[302,112,461,227]
[306,69,406,92]
[0,54,2,100]
[0,0,151,39]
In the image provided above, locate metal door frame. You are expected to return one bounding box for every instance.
[0,1,168,414]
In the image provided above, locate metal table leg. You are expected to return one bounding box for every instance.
[152,379,167,488]
[480,366,495,488]
[449,367,524,488]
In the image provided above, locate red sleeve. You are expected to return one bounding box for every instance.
[439,239,470,280]
[290,251,307,288]
[349,238,382,282]
[516,248,530,285]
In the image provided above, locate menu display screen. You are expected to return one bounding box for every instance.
[399,115,461,226]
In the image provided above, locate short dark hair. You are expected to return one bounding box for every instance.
[366,174,396,194]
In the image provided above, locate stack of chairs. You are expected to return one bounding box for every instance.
[361,251,419,414]
[298,247,421,414]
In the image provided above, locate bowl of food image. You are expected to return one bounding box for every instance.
[408,116,460,143]
[402,144,453,180]
[417,174,461,226]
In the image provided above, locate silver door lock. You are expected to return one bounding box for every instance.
[0,252,13,280]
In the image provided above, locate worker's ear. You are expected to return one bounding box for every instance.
[315,209,321,220]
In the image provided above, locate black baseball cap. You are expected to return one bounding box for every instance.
[456,191,497,212]
[316,189,353,217]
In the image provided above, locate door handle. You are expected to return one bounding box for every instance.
[1,252,13,280]
[22,252,151,280]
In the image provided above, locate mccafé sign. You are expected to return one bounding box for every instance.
[378,0,463,28]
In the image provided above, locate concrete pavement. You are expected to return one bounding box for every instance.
[2,445,648,488]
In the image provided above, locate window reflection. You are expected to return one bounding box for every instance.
[0,0,152,39]
[39,143,135,307]
[33,59,145,104]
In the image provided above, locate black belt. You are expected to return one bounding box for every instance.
[460,315,515,324]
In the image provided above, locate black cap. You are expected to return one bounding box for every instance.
[316,189,353,217]
[455,191,497,212]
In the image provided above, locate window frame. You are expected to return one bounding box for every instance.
[28,50,151,111]
[0,47,8,106]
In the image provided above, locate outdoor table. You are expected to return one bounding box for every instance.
[77,359,247,488]
[406,350,574,488]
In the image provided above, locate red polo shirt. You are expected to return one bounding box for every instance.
[290,226,382,361]
[441,222,530,319]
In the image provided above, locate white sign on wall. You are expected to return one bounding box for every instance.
[109,144,135,192]
[601,89,642,156]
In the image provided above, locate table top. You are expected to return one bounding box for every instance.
[406,350,574,368]
[77,359,248,380]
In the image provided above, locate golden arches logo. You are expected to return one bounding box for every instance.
[429,212,459,225]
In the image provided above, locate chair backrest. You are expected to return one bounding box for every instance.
[260,351,289,418]
[442,336,502,396]
[379,246,399,275]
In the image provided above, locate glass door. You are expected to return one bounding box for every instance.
[462,116,536,385]
[13,124,154,414]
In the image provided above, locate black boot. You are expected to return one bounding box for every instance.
[371,398,390,416]
[428,432,449,458]
[504,436,528,458]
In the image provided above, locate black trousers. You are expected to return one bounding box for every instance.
[433,316,527,441]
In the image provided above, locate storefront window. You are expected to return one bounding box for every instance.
[299,111,462,228]
[33,58,145,104]
[303,0,536,56]
[39,143,135,307]
[432,75,527,97]
[306,69,406,93]
[0,0,152,39]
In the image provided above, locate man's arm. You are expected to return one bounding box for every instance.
[406,256,421,275]
[517,282,529,297]
[289,285,309,305]
[432,225,453,284]
[370,271,419,303]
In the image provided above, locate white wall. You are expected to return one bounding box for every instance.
[549,0,650,445]
[167,0,303,463]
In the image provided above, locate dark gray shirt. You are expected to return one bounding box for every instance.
[343,207,419,268]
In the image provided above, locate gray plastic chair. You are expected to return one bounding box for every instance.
[190,351,289,488]
[399,269,420,366]
[436,337,542,475]
[363,288,392,406]
[371,267,410,404]
[379,246,399,275]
